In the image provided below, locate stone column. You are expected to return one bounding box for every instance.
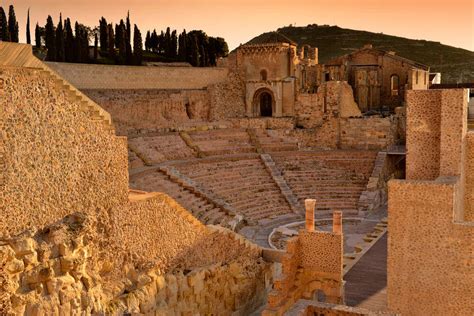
[305,199,316,232]
[333,211,342,234]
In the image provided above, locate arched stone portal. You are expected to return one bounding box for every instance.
[252,89,275,117]
[260,92,273,116]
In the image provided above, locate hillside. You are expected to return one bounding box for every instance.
[246,25,474,84]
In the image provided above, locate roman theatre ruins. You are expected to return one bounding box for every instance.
[1,39,472,315]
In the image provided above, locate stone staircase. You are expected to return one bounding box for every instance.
[271,151,378,215]
[260,154,303,214]
[130,169,243,230]
[0,42,114,135]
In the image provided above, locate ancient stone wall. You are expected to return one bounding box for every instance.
[263,206,344,315]
[388,178,473,316]
[387,88,473,315]
[291,116,395,150]
[208,70,246,120]
[83,89,210,135]
[46,62,229,90]
[295,93,324,128]
[0,66,129,237]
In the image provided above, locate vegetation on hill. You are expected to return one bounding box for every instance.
[247,25,474,83]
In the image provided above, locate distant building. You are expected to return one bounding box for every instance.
[321,44,430,111]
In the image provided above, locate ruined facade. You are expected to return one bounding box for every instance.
[323,44,430,111]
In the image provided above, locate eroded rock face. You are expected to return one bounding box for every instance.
[0,212,272,315]
[0,213,106,315]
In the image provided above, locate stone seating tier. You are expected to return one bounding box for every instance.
[128,134,196,165]
[175,159,294,221]
[130,171,233,226]
[272,151,377,214]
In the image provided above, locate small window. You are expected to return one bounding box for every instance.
[260,69,267,81]
[424,72,427,85]
[390,75,400,96]
[325,72,330,81]
[416,71,419,84]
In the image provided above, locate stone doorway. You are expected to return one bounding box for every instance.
[260,92,273,117]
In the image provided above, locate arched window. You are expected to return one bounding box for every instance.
[260,69,267,81]
[391,75,400,96]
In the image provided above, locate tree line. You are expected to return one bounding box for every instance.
[30,9,228,66]
[0,5,19,42]
[36,12,144,65]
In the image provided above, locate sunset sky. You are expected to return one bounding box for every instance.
[5,0,474,51]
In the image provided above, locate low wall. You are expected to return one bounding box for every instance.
[46,62,229,90]
[289,116,396,150]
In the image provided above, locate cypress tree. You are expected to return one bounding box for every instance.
[55,14,65,62]
[99,17,108,53]
[77,23,89,63]
[150,30,158,53]
[159,31,165,54]
[208,37,217,66]
[0,7,9,41]
[26,8,31,44]
[170,30,178,59]
[8,5,18,42]
[190,35,200,67]
[45,15,56,61]
[164,27,171,57]
[34,23,41,48]
[125,12,132,64]
[107,23,115,59]
[94,32,98,60]
[114,21,126,64]
[145,30,150,51]
[200,44,207,67]
[64,18,74,62]
[133,24,142,65]
[178,30,187,62]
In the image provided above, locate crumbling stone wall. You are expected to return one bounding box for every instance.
[0,67,129,237]
[0,201,272,315]
[263,204,344,315]
[208,70,246,120]
[83,89,210,135]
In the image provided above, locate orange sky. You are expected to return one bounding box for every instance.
[4,0,474,51]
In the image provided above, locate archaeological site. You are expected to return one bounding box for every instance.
[1,22,473,316]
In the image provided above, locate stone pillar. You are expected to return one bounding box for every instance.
[305,199,316,232]
[333,211,342,234]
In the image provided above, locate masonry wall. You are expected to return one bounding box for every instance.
[296,116,395,150]
[0,66,129,236]
[46,62,229,90]
[388,179,474,316]
[387,88,474,315]
[83,89,211,135]
[208,70,246,120]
